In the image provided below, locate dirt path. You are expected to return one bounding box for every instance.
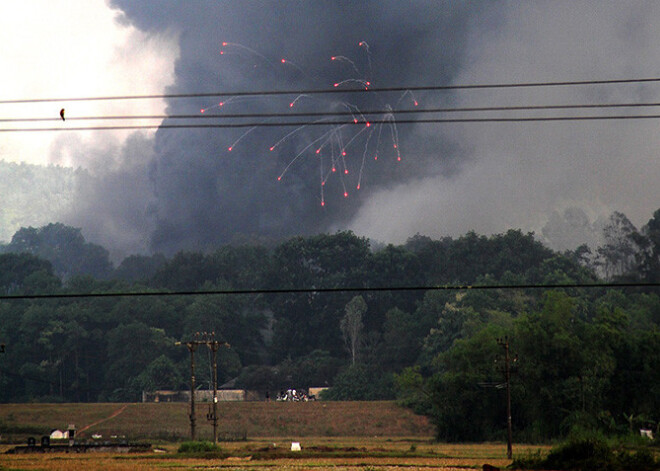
[77,404,129,436]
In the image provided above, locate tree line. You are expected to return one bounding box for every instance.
[0,208,659,442]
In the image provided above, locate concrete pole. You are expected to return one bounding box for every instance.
[211,340,219,446]
[187,342,197,441]
[497,336,513,460]
[504,339,513,460]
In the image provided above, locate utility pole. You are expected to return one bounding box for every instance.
[497,336,514,460]
[207,336,220,446]
[177,333,229,444]
[0,343,5,384]
[185,341,198,440]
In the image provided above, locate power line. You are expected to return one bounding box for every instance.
[2,76,660,105]
[5,114,660,132]
[0,281,657,301]
[6,100,660,123]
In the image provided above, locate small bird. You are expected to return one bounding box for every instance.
[60,108,65,121]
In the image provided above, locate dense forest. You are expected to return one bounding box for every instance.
[0,208,659,442]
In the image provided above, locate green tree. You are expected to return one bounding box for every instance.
[323,363,393,400]
[151,251,215,290]
[103,322,174,401]
[5,223,113,280]
[208,244,272,289]
[181,286,265,366]
[0,252,60,295]
[381,308,423,371]
[134,355,184,392]
[269,232,371,359]
[633,209,660,282]
[365,244,424,327]
[406,324,509,441]
[595,212,638,279]
[114,253,166,282]
[290,349,342,388]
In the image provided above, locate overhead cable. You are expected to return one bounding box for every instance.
[2,76,660,105]
[0,281,658,301]
[5,114,660,132]
[6,100,660,123]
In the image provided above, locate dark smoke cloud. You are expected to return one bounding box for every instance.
[57,132,158,260]
[106,0,479,255]
[44,2,660,260]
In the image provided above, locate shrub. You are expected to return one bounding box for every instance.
[511,435,660,471]
[617,448,658,471]
[543,436,614,471]
[177,441,220,453]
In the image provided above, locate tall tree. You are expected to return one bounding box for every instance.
[268,231,371,359]
[5,223,113,280]
[635,209,660,282]
[0,252,60,295]
[596,212,638,279]
[340,295,366,365]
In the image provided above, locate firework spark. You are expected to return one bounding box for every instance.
[208,41,415,206]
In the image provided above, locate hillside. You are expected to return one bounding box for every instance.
[0,401,434,442]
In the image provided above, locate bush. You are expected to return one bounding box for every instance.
[617,448,658,471]
[511,436,660,471]
[543,436,614,471]
[177,441,221,453]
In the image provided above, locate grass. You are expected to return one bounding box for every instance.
[0,438,542,471]
[0,402,549,470]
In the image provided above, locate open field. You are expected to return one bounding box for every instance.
[0,401,433,442]
[0,438,547,471]
[0,402,549,470]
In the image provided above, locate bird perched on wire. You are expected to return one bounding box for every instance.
[59,108,65,121]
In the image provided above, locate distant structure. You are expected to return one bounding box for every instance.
[142,387,328,403]
[7,423,150,454]
[142,389,259,403]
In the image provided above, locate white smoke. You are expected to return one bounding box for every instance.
[0,0,179,168]
[350,2,660,249]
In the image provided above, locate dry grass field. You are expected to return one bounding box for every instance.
[0,402,548,470]
[0,401,434,441]
[0,438,546,471]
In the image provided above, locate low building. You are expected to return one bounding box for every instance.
[143,388,323,402]
[142,390,189,403]
[142,389,261,402]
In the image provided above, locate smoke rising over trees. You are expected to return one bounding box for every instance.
[1,207,660,440]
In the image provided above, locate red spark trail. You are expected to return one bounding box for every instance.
[205,41,407,203]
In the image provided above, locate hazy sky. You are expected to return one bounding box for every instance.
[2,1,660,259]
[0,1,177,166]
